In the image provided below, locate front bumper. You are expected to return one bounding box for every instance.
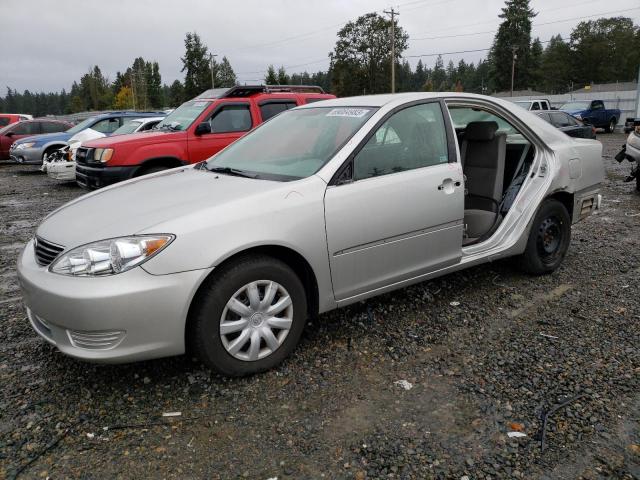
[76,163,137,189]
[47,161,76,181]
[17,239,212,363]
[10,146,43,164]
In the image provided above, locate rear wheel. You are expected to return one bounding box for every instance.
[606,118,617,133]
[519,199,571,275]
[188,255,307,376]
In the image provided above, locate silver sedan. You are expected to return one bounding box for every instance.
[17,93,604,376]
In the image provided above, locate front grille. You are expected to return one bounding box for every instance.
[34,236,64,266]
[67,329,125,350]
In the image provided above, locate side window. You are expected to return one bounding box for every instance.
[12,122,40,135]
[353,102,449,181]
[92,118,121,134]
[541,101,549,110]
[259,102,297,122]
[551,113,570,127]
[0,117,10,127]
[210,104,252,133]
[531,102,540,111]
[591,101,604,110]
[565,114,579,126]
[537,112,551,123]
[41,122,65,133]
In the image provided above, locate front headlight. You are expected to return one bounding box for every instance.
[16,142,36,149]
[93,148,114,163]
[50,235,174,276]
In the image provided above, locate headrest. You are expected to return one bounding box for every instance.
[465,121,499,141]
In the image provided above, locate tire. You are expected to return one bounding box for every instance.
[606,118,617,133]
[136,165,169,177]
[188,255,308,376]
[519,199,571,275]
[42,147,59,163]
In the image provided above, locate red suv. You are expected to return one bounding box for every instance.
[76,85,335,189]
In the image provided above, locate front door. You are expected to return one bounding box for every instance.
[324,101,464,301]
[188,102,255,162]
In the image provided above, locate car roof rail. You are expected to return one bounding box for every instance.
[218,85,326,98]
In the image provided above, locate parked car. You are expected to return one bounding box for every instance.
[9,111,165,165]
[624,117,638,134]
[75,85,335,189]
[0,113,32,127]
[44,117,165,181]
[513,99,552,111]
[559,100,620,133]
[534,110,596,139]
[615,119,640,191]
[0,119,73,159]
[17,92,604,376]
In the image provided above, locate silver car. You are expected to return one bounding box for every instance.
[17,93,604,376]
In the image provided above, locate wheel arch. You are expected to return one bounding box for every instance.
[546,190,574,218]
[185,244,320,343]
[133,156,185,176]
[42,142,67,156]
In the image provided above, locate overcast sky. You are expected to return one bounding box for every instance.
[1,0,638,93]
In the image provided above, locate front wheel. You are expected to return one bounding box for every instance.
[188,255,308,376]
[519,199,571,275]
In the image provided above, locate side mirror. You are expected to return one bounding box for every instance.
[194,122,212,136]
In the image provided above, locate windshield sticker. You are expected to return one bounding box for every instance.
[326,108,370,118]
[193,101,207,107]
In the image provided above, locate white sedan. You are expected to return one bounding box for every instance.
[43,117,164,181]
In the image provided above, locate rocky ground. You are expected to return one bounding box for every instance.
[0,133,638,480]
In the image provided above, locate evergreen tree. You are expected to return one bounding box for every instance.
[431,56,447,91]
[181,32,211,98]
[168,79,185,107]
[264,65,278,84]
[217,57,237,88]
[276,66,289,85]
[540,35,572,93]
[489,0,536,91]
[529,37,543,90]
[148,62,163,108]
[413,60,427,91]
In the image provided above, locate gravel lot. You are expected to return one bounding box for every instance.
[0,134,638,479]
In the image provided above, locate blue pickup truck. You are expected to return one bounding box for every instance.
[559,100,621,133]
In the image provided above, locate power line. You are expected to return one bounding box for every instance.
[412,6,640,41]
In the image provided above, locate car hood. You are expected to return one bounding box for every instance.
[36,167,288,248]
[83,129,182,148]
[68,128,105,145]
[14,131,71,145]
[561,109,585,116]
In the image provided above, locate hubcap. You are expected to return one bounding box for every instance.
[537,216,562,260]
[219,280,293,361]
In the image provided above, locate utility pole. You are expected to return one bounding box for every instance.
[384,8,398,94]
[209,53,218,89]
[510,46,517,97]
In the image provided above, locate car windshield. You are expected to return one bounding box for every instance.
[156,101,210,131]
[113,120,144,135]
[560,101,589,110]
[204,106,378,181]
[66,117,98,134]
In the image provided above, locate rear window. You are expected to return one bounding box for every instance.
[260,102,297,121]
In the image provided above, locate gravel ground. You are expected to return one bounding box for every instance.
[0,134,638,480]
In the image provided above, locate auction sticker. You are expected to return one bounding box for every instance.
[326,108,370,118]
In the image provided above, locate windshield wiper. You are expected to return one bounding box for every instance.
[207,166,258,179]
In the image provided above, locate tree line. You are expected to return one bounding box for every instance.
[1,0,639,116]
